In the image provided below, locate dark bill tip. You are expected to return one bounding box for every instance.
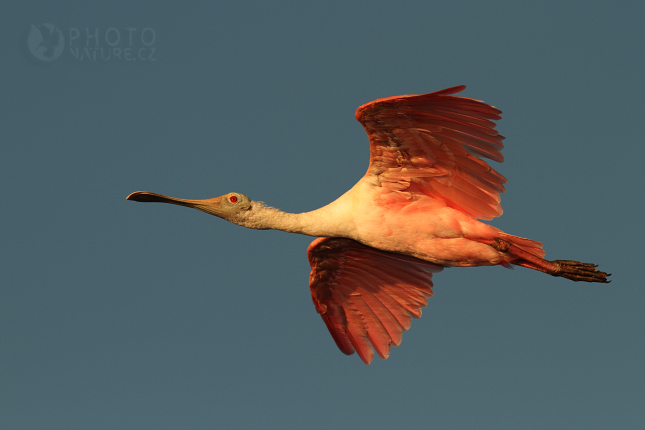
[126,191,181,204]
[125,191,208,210]
[127,191,157,202]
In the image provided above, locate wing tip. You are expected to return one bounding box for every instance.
[355,85,469,121]
[429,85,467,96]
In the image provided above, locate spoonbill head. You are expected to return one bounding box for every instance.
[127,191,252,224]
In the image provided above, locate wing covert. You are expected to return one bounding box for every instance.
[356,85,508,220]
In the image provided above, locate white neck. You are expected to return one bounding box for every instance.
[236,199,355,238]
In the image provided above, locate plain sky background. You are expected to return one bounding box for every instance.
[2,1,644,429]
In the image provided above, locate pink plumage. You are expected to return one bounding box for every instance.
[308,237,441,364]
[357,85,507,220]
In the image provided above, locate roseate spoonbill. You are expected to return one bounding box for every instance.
[127,85,610,364]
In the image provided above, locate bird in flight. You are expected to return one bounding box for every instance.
[127,85,610,364]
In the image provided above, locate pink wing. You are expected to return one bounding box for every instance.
[356,85,507,220]
[307,237,443,364]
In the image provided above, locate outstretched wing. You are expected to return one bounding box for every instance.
[307,237,443,364]
[356,85,507,220]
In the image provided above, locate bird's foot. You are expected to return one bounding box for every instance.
[549,260,611,283]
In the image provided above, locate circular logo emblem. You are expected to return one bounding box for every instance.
[27,24,64,62]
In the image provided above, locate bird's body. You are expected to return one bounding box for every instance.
[245,178,514,267]
[128,85,609,364]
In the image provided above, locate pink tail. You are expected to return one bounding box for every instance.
[500,233,545,259]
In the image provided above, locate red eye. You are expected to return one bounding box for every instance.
[229,196,238,203]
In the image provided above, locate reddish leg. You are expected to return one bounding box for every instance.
[473,237,610,283]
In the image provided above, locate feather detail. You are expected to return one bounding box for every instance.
[308,237,442,364]
[356,85,508,220]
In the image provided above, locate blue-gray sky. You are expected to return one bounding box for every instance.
[2,1,644,429]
